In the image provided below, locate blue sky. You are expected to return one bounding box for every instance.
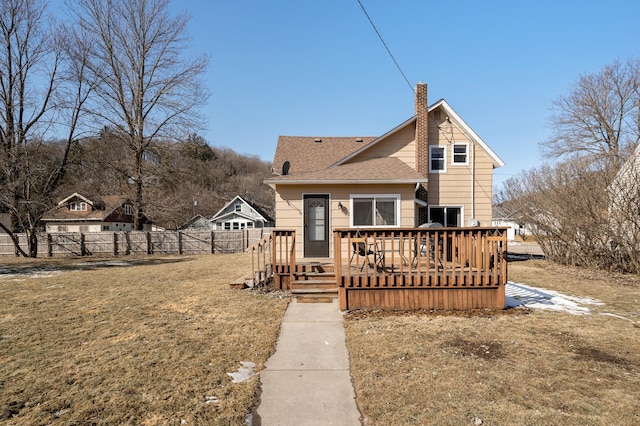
[62,1,640,188]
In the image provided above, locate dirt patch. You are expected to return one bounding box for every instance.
[445,337,506,360]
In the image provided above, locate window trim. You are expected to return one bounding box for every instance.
[349,194,401,227]
[428,205,464,227]
[452,142,469,166]
[429,146,447,173]
[70,201,87,211]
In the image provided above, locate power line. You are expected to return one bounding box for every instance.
[356,0,414,93]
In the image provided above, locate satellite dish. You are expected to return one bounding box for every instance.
[282,161,290,175]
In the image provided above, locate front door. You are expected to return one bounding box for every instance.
[303,194,329,258]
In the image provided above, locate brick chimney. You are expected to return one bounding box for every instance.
[415,82,428,177]
[415,82,429,225]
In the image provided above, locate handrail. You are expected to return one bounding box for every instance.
[333,227,507,288]
[271,230,296,289]
[251,233,273,286]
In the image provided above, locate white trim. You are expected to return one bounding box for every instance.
[428,205,465,227]
[452,142,469,166]
[431,99,505,168]
[429,146,447,173]
[349,193,401,227]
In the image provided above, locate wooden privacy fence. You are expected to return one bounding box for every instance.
[0,229,267,257]
[334,227,508,310]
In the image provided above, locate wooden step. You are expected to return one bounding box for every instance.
[291,279,337,290]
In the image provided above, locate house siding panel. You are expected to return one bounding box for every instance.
[346,124,416,169]
[427,119,495,226]
[275,183,416,258]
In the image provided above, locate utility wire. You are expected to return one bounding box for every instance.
[356,0,414,93]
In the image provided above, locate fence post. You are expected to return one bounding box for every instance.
[211,230,215,254]
[47,233,52,257]
[80,233,87,256]
[178,231,183,255]
[146,231,152,254]
[113,232,118,256]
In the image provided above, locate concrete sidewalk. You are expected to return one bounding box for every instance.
[255,299,361,425]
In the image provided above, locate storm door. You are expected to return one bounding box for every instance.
[303,194,329,258]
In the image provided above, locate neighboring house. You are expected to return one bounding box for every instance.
[608,143,640,234]
[179,214,213,231]
[42,193,152,233]
[265,82,504,259]
[209,195,275,230]
[492,204,529,241]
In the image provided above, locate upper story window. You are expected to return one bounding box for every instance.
[69,202,87,211]
[351,194,400,227]
[235,204,242,212]
[124,204,133,215]
[429,146,446,173]
[452,143,469,165]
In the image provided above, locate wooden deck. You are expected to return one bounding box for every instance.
[251,227,508,311]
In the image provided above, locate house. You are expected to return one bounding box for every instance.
[492,204,530,241]
[42,193,152,233]
[265,82,504,260]
[209,195,274,230]
[179,214,213,231]
[608,143,640,242]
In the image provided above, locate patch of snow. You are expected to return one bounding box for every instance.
[599,312,634,322]
[74,260,132,268]
[227,361,256,383]
[506,282,603,315]
[205,396,219,404]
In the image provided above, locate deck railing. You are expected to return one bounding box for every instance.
[271,230,296,289]
[250,233,273,286]
[334,227,507,287]
[333,227,507,310]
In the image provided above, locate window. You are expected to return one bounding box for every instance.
[232,222,239,230]
[452,143,468,165]
[429,146,446,172]
[351,195,399,227]
[70,202,87,211]
[428,206,462,227]
[235,204,242,212]
[57,225,68,232]
[124,204,133,215]
[224,222,231,230]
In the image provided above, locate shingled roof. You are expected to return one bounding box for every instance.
[271,136,377,175]
[266,157,427,185]
[43,194,130,221]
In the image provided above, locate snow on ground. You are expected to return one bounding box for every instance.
[506,282,604,315]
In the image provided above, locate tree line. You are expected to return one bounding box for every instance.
[0,0,273,257]
[498,58,640,273]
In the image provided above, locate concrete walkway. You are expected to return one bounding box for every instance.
[255,299,361,425]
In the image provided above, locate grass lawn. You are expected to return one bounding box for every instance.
[345,260,640,426]
[0,254,289,425]
[3,254,640,425]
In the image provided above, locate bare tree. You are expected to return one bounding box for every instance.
[0,0,90,256]
[541,58,640,170]
[70,0,209,230]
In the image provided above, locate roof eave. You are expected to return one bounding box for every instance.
[264,178,428,185]
[430,99,506,168]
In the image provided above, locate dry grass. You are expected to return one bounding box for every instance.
[345,260,640,425]
[0,254,289,425]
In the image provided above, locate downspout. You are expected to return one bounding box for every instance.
[471,140,475,220]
